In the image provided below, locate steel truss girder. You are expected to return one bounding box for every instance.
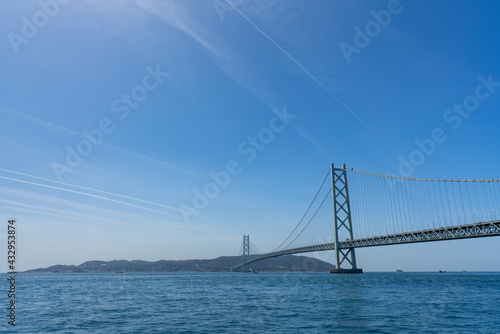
[340,221,500,248]
[234,221,500,269]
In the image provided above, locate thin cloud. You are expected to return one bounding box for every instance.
[135,0,223,58]
[0,198,117,225]
[291,125,331,160]
[0,107,202,177]
[225,0,383,140]
[0,175,181,219]
[0,171,216,223]
[133,1,372,160]
[0,187,181,231]
[0,167,185,214]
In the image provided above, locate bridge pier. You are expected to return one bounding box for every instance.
[331,163,363,274]
[330,268,363,273]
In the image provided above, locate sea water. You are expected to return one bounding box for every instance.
[2,272,499,333]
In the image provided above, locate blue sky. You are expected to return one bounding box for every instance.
[1,0,499,271]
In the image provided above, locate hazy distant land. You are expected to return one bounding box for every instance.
[24,255,333,273]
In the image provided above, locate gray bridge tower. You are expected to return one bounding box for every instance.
[242,234,250,272]
[331,163,363,273]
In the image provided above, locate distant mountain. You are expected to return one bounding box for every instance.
[25,255,334,273]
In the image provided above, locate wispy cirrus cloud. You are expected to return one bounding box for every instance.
[0,107,202,177]
[0,185,183,228]
[138,0,380,140]
[134,0,336,158]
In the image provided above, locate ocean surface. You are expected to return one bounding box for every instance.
[2,272,500,333]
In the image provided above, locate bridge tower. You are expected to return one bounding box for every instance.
[331,163,363,273]
[242,234,250,272]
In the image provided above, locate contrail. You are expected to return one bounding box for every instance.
[0,168,185,214]
[0,107,202,176]
[225,1,383,140]
[0,175,182,219]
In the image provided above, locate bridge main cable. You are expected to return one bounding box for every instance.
[270,170,331,253]
[234,165,500,271]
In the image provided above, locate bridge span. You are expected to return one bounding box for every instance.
[233,164,500,272]
[233,220,500,271]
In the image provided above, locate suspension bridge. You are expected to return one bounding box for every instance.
[233,164,500,273]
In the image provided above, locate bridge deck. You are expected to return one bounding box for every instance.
[233,220,500,270]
